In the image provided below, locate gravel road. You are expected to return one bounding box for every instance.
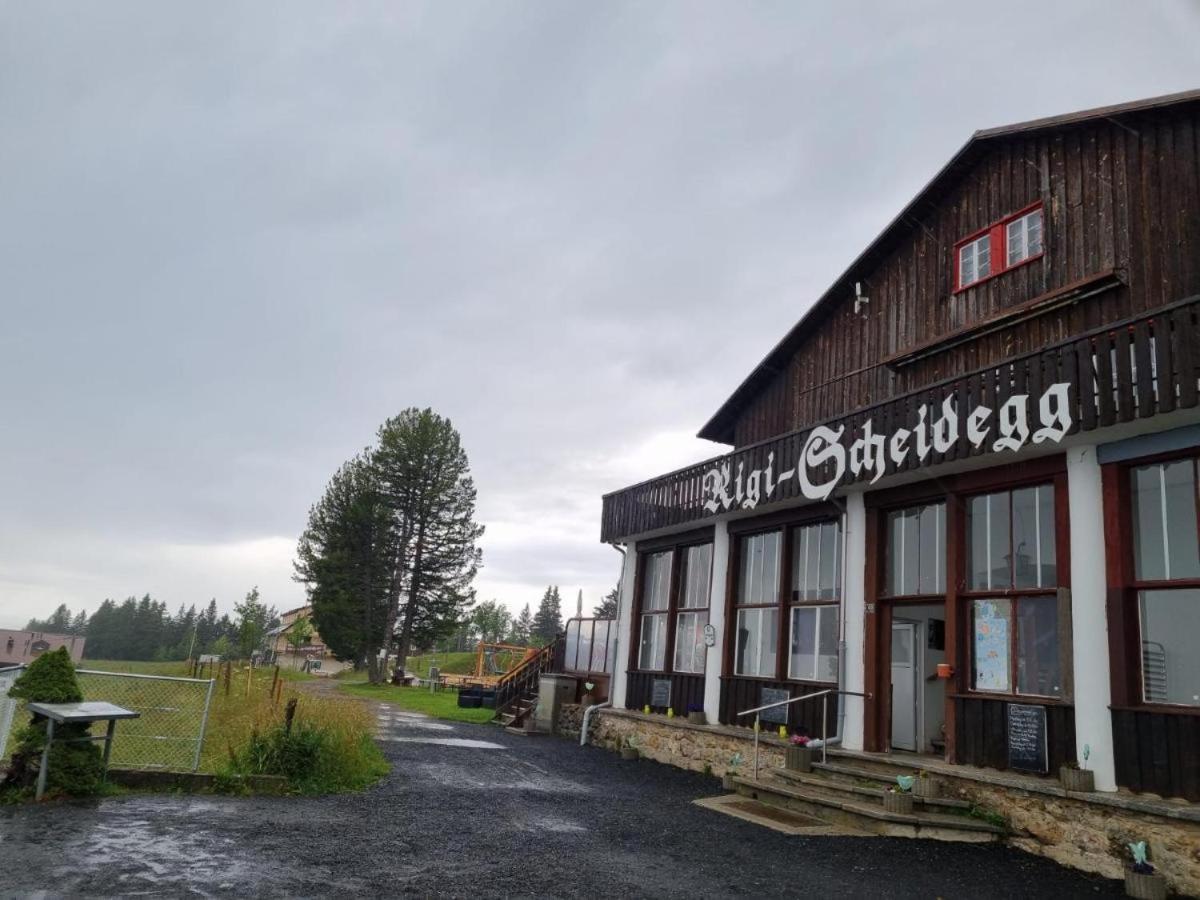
[0,702,1125,899]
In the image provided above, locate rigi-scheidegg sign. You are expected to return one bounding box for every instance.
[702,381,1073,513]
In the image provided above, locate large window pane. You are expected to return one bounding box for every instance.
[1016,596,1061,696]
[740,532,781,605]
[968,491,1014,590]
[788,607,816,680]
[817,606,839,681]
[1133,462,1200,581]
[681,544,712,609]
[564,620,579,671]
[973,598,1011,692]
[674,610,707,674]
[735,607,778,677]
[642,551,672,611]
[638,613,667,670]
[887,503,945,596]
[792,521,841,602]
[1013,486,1056,588]
[1139,589,1200,706]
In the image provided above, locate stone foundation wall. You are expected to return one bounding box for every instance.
[576,709,1200,896]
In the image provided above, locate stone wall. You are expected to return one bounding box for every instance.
[574,709,1200,896]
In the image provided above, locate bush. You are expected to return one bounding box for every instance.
[223,705,387,794]
[1,648,105,799]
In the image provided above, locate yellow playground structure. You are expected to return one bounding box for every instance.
[467,642,537,684]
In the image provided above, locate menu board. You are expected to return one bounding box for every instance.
[650,678,672,708]
[759,688,790,725]
[973,599,1011,692]
[1007,703,1048,774]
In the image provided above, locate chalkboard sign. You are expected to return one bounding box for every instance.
[759,688,790,725]
[650,678,672,708]
[1007,703,1048,774]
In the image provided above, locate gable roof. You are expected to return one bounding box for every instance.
[697,87,1200,445]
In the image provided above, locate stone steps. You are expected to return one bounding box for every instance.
[774,766,972,811]
[730,772,1003,843]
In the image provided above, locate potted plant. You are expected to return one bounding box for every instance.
[883,775,915,815]
[1124,841,1167,900]
[686,704,707,726]
[785,734,813,773]
[580,682,596,711]
[913,769,941,799]
[1060,743,1095,792]
[620,735,640,761]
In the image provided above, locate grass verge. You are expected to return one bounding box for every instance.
[340,681,495,724]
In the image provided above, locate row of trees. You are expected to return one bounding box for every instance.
[24,589,278,662]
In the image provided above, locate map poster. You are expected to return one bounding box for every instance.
[973,598,1011,692]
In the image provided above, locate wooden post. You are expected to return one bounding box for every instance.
[224,661,231,697]
[271,665,280,698]
[284,698,297,735]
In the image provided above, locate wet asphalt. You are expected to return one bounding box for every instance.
[0,701,1125,899]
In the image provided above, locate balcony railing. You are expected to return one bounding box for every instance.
[601,294,1200,542]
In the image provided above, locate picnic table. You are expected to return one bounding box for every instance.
[26,701,141,801]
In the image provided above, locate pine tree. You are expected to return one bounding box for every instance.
[234,587,275,659]
[372,409,484,683]
[509,603,533,645]
[531,586,563,646]
[594,586,619,619]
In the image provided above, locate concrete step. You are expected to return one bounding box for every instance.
[730,775,1003,843]
[773,766,971,811]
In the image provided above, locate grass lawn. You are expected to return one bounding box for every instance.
[339,681,495,724]
[403,650,478,676]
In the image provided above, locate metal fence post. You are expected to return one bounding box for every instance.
[193,678,216,773]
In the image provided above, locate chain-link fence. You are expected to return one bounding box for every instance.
[1,666,215,772]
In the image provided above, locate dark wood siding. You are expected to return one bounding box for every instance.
[954,696,1076,774]
[624,671,704,714]
[1111,708,1200,802]
[729,108,1200,448]
[718,677,838,737]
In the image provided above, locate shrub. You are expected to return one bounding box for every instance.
[1,648,105,799]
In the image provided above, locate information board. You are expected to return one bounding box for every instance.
[759,688,790,725]
[1007,703,1048,774]
[650,678,672,709]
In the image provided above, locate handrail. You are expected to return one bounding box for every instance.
[736,689,867,780]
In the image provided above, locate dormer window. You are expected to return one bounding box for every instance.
[954,202,1044,292]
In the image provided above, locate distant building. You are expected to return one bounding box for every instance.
[0,630,86,668]
[266,605,348,673]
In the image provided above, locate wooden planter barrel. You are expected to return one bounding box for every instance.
[785,746,813,773]
[882,791,914,815]
[1060,766,1095,792]
[1124,869,1167,900]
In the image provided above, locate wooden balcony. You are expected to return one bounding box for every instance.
[601,295,1200,542]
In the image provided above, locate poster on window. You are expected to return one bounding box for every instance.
[973,599,1010,692]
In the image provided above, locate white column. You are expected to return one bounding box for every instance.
[841,491,867,750]
[610,540,637,710]
[703,520,730,724]
[1066,445,1117,791]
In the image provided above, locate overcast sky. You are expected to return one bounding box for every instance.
[2,2,1198,629]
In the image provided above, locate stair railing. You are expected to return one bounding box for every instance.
[737,689,867,781]
[492,636,564,720]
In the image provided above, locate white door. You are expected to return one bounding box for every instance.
[890,622,918,752]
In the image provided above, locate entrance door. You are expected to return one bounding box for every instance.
[890,622,918,752]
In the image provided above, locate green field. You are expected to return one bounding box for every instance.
[403,651,478,676]
[339,681,495,724]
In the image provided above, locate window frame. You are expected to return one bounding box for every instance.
[630,531,714,677]
[673,543,713,674]
[726,507,844,685]
[1122,454,1200,710]
[953,202,1045,293]
[961,481,1065,701]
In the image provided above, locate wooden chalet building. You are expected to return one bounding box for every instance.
[600,89,1200,806]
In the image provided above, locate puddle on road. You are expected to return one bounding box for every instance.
[520,814,588,834]
[414,761,593,795]
[380,737,505,749]
[378,721,455,732]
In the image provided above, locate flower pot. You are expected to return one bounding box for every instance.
[785,746,813,773]
[1060,765,1095,793]
[620,747,639,761]
[687,710,707,726]
[722,772,737,791]
[936,662,954,679]
[913,775,940,799]
[1124,869,1167,900]
[882,791,914,815]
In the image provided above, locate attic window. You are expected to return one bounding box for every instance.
[954,202,1044,292]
